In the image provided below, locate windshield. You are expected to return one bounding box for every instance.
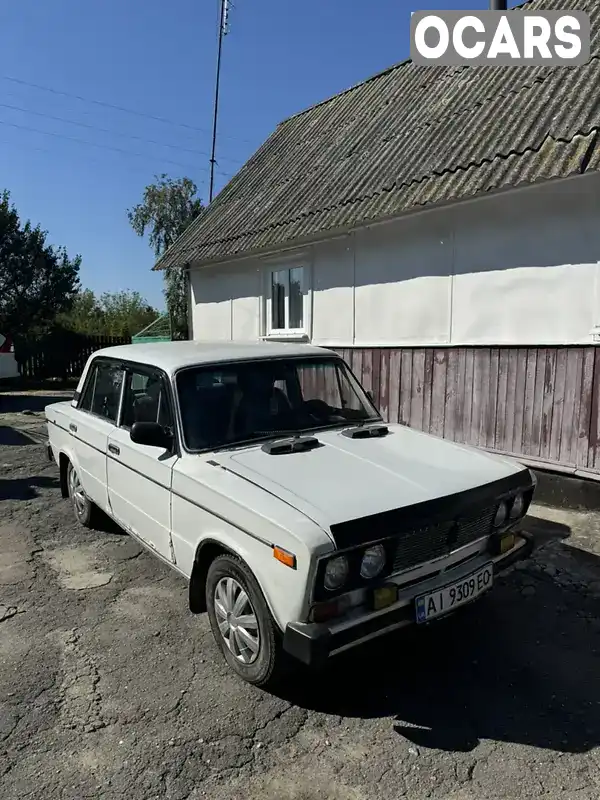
[175,356,381,451]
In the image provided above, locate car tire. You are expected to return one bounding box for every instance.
[205,554,288,687]
[66,461,97,528]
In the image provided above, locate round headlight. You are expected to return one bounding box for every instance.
[324,555,349,591]
[510,492,525,519]
[494,501,508,527]
[360,545,386,579]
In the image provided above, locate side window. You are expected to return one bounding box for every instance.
[121,369,172,430]
[90,362,124,423]
[131,372,148,392]
[78,364,98,412]
[177,367,239,450]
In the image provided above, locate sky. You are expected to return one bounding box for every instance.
[0,0,516,312]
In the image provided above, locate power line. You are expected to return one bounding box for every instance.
[2,74,255,145]
[0,117,196,170]
[0,136,207,181]
[0,117,233,178]
[0,100,244,164]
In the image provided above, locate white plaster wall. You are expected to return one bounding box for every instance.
[311,238,354,344]
[190,264,261,340]
[449,176,600,346]
[189,173,600,347]
[352,214,453,346]
[312,173,600,347]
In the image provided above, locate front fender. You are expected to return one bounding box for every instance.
[184,527,310,632]
[188,532,291,630]
[188,535,249,615]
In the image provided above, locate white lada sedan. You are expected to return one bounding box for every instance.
[45,341,536,686]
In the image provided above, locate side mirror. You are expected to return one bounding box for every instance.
[130,421,173,451]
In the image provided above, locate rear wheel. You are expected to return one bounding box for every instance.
[67,461,97,528]
[205,554,287,687]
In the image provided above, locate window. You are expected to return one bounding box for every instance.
[78,360,123,423]
[78,364,98,412]
[267,265,306,335]
[176,357,380,452]
[121,369,172,430]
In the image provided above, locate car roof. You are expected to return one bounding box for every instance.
[90,340,341,376]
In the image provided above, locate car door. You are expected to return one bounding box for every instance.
[106,364,178,562]
[72,358,124,512]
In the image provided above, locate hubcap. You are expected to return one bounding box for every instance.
[214,577,260,664]
[68,467,87,516]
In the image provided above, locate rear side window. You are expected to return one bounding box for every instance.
[78,364,98,411]
[78,360,123,423]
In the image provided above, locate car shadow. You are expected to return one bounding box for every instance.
[0,392,73,414]
[0,427,42,447]
[91,508,127,536]
[0,475,60,501]
[521,513,571,546]
[275,516,600,756]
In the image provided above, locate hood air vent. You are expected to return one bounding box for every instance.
[261,435,323,455]
[342,424,389,439]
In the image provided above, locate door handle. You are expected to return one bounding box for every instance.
[108,444,120,456]
[69,423,77,433]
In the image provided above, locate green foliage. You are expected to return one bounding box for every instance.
[0,189,81,340]
[127,174,204,339]
[58,289,160,338]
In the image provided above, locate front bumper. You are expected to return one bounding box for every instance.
[283,530,534,667]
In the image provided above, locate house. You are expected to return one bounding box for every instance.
[154,0,600,478]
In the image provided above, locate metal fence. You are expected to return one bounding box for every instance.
[16,331,131,382]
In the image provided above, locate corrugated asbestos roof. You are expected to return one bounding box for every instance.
[155,0,600,271]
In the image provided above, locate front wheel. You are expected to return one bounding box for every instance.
[205,554,287,687]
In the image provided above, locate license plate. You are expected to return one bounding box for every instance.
[415,563,494,624]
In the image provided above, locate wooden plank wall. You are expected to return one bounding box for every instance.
[333,347,600,474]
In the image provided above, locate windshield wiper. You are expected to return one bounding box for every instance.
[217,418,383,452]
[218,429,306,452]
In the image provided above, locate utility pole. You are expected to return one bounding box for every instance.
[209,0,230,203]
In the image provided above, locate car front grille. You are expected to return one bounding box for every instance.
[454,506,497,548]
[392,505,496,574]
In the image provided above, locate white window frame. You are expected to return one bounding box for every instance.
[262,255,311,340]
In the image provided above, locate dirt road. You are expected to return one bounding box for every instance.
[1,418,599,800]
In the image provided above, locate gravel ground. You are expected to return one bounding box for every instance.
[0,403,599,800]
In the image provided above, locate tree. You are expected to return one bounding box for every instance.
[58,289,159,338]
[127,174,204,339]
[57,288,103,336]
[0,190,81,340]
[100,290,159,338]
